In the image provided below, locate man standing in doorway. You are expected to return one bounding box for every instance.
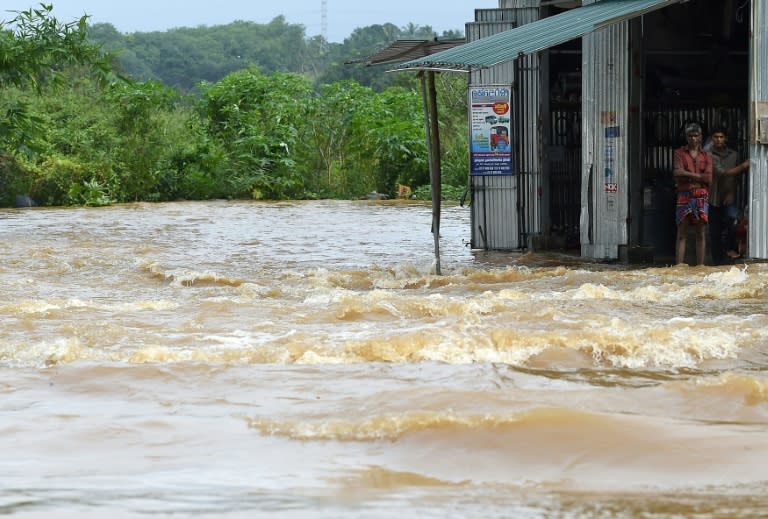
[708,127,749,264]
[673,123,712,266]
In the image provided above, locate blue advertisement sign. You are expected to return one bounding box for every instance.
[468,85,513,175]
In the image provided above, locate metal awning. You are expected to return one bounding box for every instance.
[346,38,465,66]
[394,0,683,72]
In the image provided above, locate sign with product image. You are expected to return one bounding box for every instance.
[468,86,513,175]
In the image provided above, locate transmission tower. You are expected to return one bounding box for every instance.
[321,0,328,43]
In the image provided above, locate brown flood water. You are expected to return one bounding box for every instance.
[1,200,767,518]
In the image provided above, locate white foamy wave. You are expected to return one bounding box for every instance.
[165,269,243,287]
[302,286,355,307]
[235,282,282,300]
[567,266,758,303]
[115,300,179,311]
[704,265,750,284]
[420,342,544,365]
[1,298,178,314]
[246,410,524,441]
[570,313,749,368]
[138,258,242,287]
[690,372,768,405]
[0,337,97,367]
[1,299,63,314]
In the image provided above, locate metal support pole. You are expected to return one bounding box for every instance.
[420,71,442,275]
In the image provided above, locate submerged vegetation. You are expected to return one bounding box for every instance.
[0,4,470,207]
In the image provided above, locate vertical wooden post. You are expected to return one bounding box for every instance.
[420,70,442,275]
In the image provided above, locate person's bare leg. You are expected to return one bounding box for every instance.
[676,218,689,265]
[695,222,706,266]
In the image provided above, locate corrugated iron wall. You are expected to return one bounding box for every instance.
[580,20,630,260]
[466,15,519,249]
[516,45,543,248]
[749,0,768,259]
[467,1,541,250]
[499,0,543,249]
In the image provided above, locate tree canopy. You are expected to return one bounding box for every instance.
[0,3,110,89]
[87,17,462,92]
[0,3,113,155]
[0,5,471,207]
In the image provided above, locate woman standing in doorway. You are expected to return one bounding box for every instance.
[672,123,712,266]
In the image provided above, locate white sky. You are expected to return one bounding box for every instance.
[3,1,499,42]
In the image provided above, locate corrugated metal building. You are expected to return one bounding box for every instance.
[397,0,764,263]
[751,0,768,260]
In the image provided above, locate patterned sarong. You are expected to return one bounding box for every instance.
[676,188,709,225]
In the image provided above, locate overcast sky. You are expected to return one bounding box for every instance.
[3,1,499,42]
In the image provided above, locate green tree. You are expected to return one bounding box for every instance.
[0,9,471,206]
[104,80,181,200]
[201,66,313,199]
[317,24,462,91]
[89,17,311,92]
[0,3,113,204]
[435,73,470,188]
[8,71,223,206]
[12,76,120,206]
[299,80,428,199]
[0,4,110,91]
[370,86,429,192]
[0,3,109,150]
[301,80,373,197]
[86,18,466,93]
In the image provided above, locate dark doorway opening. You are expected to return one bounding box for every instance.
[640,0,750,263]
[548,35,582,251]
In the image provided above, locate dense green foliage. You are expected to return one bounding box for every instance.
[0,4,112,156]
[0,4,471,207]
[87,17,462,92]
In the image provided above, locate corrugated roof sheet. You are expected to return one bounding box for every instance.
[394,0,682,71]
[345,38,466,66]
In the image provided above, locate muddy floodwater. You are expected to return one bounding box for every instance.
[2,200,767,518]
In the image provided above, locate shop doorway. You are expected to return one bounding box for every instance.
[639,0,750,263]
[548,36,582,251]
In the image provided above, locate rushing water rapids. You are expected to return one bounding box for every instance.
[1,200,767,518]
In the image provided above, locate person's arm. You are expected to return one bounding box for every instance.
[700,153,712,186]
[673,149,702,181]
[724,159,750,177]
[672,149,690,179]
